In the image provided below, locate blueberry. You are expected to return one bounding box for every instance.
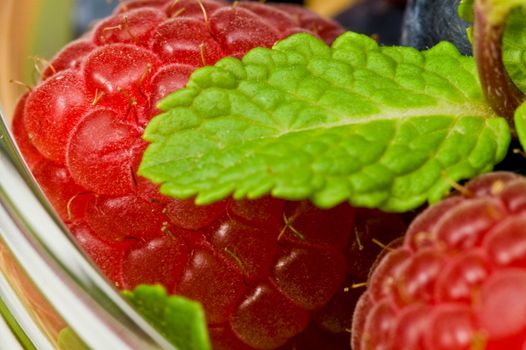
[401,0,472,54]
[74,0,114,35]
[336,0,406,45]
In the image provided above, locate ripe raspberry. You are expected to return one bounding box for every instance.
[10,1,400,348]
[352,171,526,350]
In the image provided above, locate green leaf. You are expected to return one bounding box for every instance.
[515,101,526,151]
[123,285,210,350]
[482,0,526,25]
[139,32,510,212]
[458,1,526,92]
[55,286,210,350]
[504,8,526,92]
[459,0,474,22]
[57,328,89,350]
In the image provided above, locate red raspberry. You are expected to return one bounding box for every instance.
[11,1,402,348]
[352,171,526,350]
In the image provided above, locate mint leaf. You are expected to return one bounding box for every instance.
[459,0,474,22]
[458,1,526,93]
[504,8,526,92]
[56,286,210,350]
[123,285,210,350]
[57,328,89,350]
[472,1,525,120]
[139,32,510,212]
[515,101,526,151]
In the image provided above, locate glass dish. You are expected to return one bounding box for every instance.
[0,0,176,348]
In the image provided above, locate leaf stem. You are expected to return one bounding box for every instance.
[473,0,525,125]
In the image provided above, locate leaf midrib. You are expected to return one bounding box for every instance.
[143,101,498,170]
[274,102,496,137]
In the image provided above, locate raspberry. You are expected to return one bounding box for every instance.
[10,1,402,348]
[352,171,526,350]
[11,93,45,168]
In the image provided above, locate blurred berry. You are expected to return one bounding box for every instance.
[401,0,472,54]
[335,0,405,45]
[74,0,114,35]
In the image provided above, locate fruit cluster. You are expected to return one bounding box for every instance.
[11,1,414,349]
[353,172,526,349]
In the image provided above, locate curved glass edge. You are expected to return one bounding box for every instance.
[0,235,65,349]
[0,304,25,350]
[0,105,177,350]
[0,258,54,350]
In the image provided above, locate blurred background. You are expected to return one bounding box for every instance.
[0,0,407,118]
